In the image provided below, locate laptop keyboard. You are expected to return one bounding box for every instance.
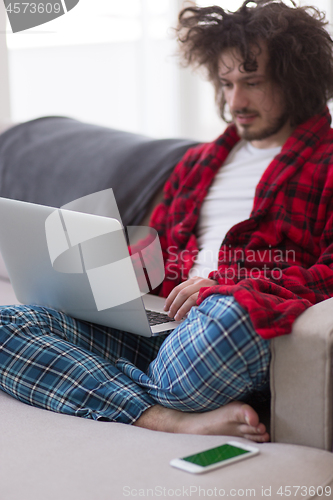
[146,309,176,326]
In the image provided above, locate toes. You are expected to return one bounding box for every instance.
[238,423,266,435]
[240,404,260,428]
[224,402,257,425]
[243,432,270,443]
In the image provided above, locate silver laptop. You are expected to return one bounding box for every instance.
[0,196,183,337]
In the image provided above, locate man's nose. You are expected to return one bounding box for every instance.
[229,86,249,111]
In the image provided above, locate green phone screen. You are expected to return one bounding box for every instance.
[182,444,249,467]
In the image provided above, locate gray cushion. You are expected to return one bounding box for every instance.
[0,117,198,225]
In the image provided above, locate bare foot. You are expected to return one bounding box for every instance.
[134,401,269,443]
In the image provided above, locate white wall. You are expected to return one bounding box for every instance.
[8,41,180,137]
[0,2,11,123]
[6,0,183,139]
[2,0,333,141]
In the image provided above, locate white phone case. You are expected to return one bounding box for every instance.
[170,441,259,474]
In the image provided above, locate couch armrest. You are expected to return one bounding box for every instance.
[270,298,333,451]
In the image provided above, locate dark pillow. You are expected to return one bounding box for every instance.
[0,117,198,226]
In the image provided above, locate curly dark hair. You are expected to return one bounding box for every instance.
[175,0,333,125]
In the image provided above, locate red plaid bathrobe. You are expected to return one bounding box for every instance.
[150,108,333,339]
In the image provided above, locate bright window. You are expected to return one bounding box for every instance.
[5,0,181,137]
[4,0,333,140]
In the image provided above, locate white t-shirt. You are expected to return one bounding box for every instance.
[189,140,282,278]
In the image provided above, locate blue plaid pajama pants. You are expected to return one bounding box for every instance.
[0,295,271,423]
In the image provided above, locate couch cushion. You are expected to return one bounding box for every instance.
[0,390,332,500]
[0,117,198,226]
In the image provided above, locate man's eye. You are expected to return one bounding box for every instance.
[247,82,259,87]
[220,82,232,88]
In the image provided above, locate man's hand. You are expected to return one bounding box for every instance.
[164,276,218,321]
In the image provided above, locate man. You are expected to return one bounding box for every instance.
[0,0,333,442]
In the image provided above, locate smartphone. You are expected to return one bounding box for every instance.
[170,441,259,474]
